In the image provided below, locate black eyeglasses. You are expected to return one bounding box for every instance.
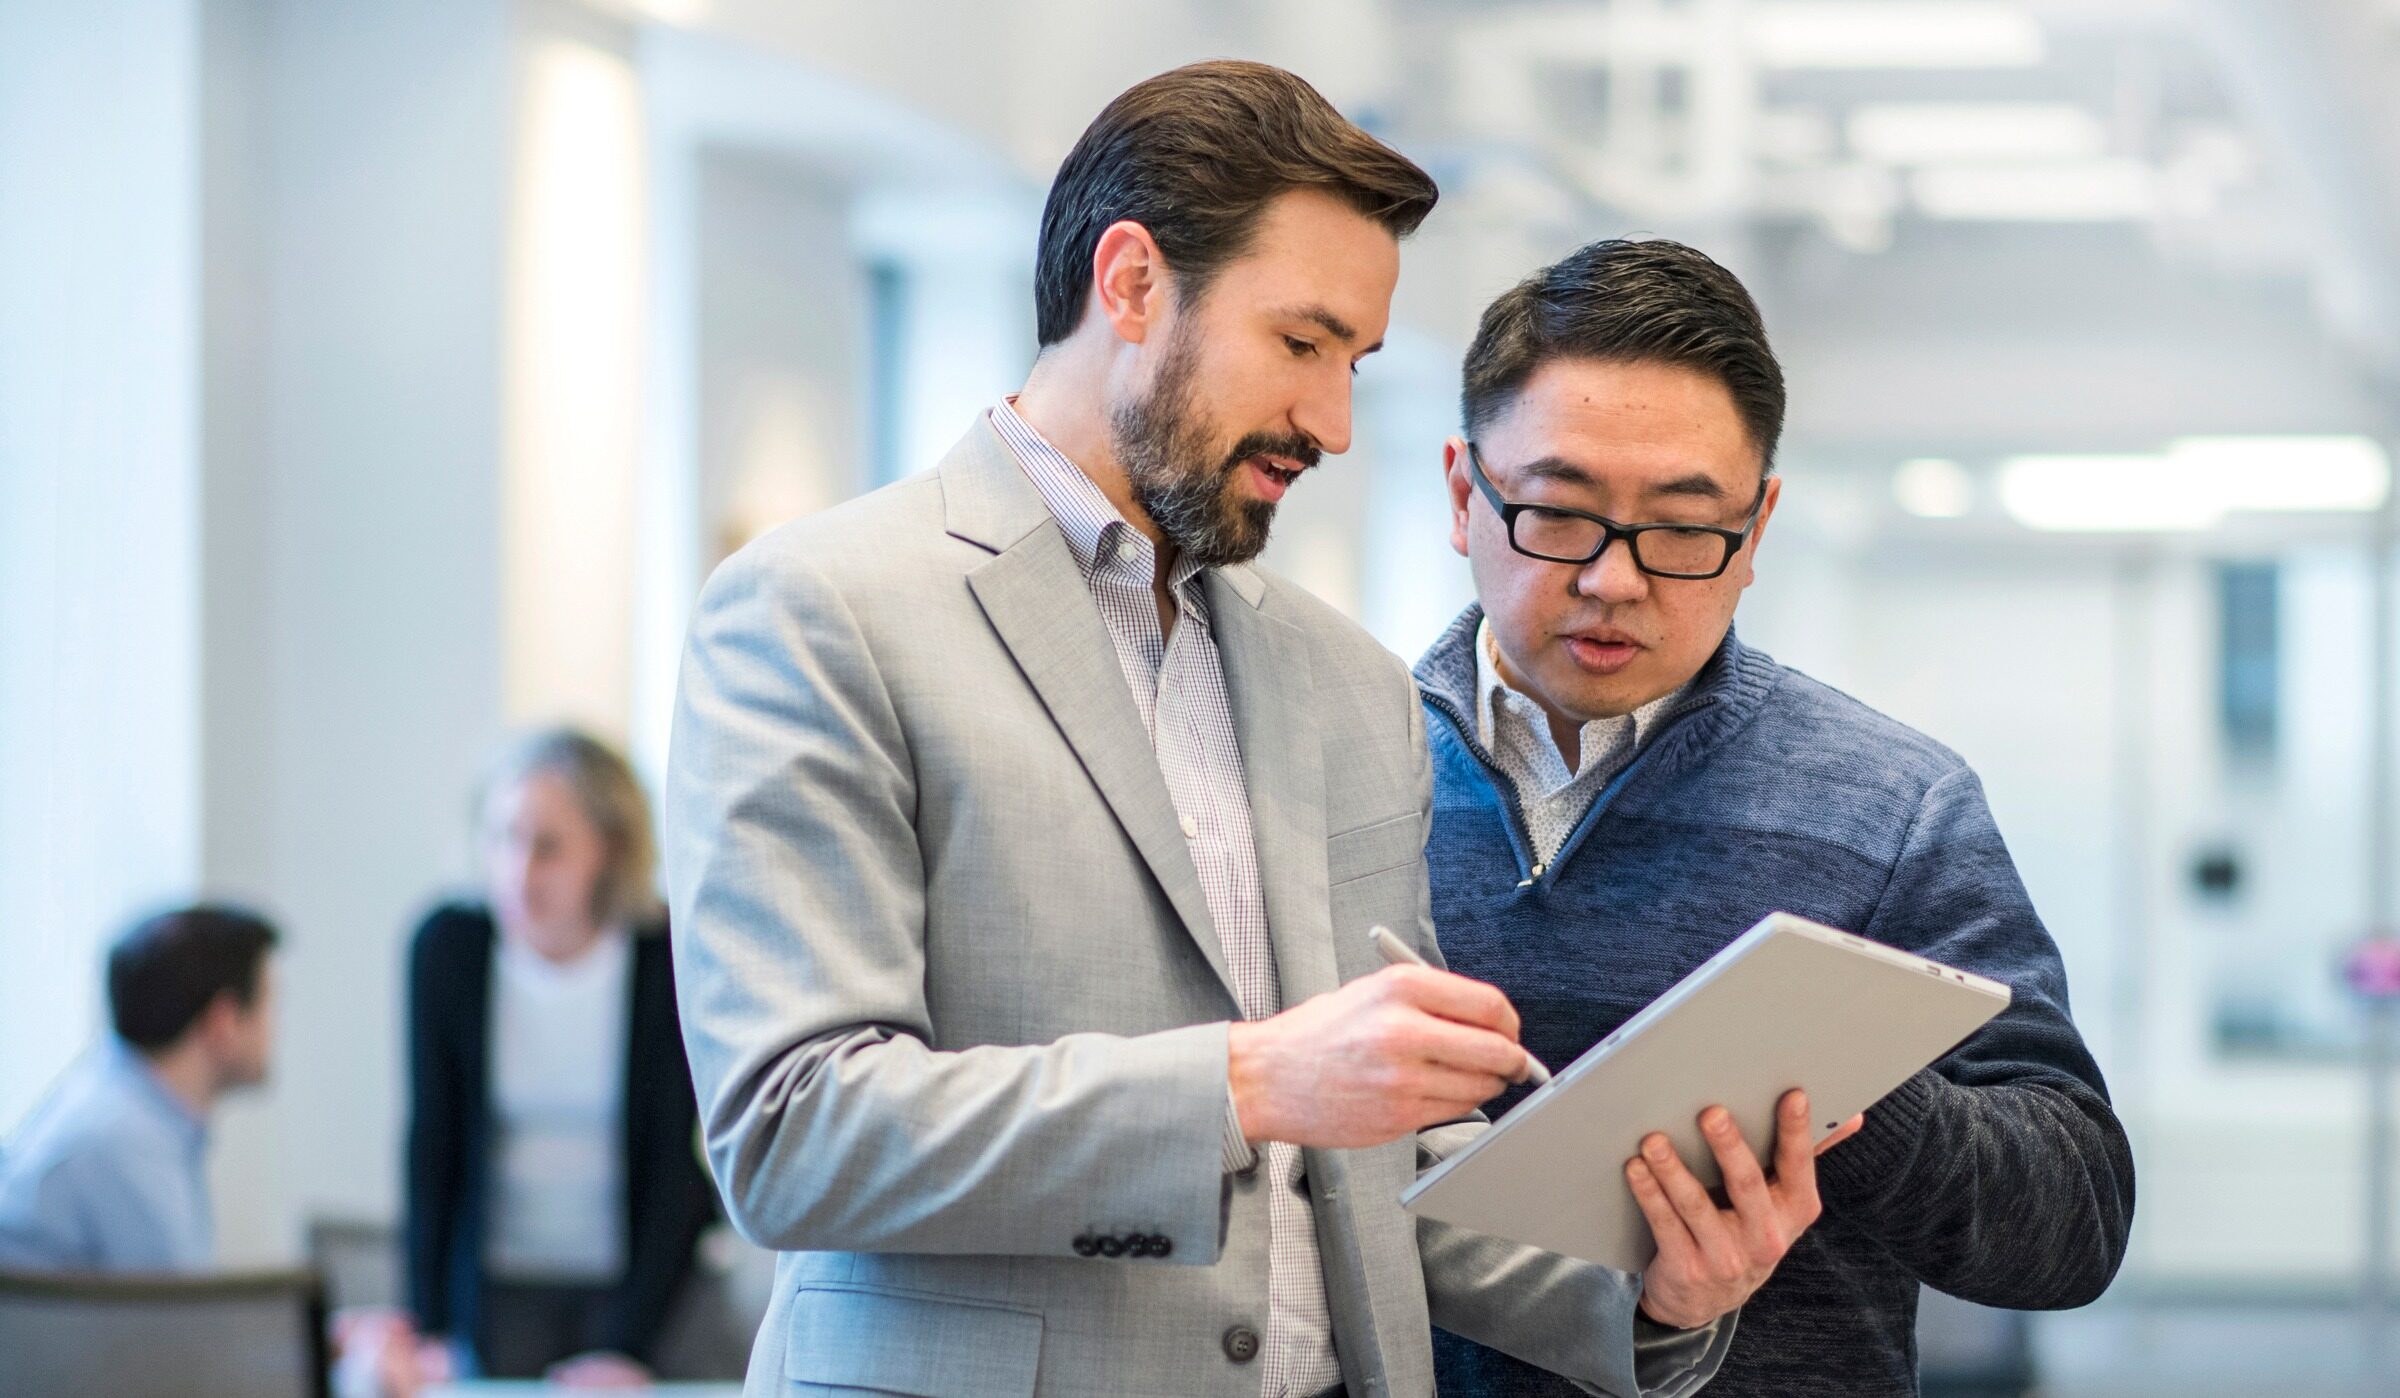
[1465,442,1764,580]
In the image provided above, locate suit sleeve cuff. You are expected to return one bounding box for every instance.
[1620,1309,1738,1398]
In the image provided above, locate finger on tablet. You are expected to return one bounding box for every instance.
[1626,1155,1698,1267]
[1771,1090,1818,1184]
[1642,1132,1728,1240]
[1700,1106,1772,1218]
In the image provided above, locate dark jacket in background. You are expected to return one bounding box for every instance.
[404,903,718,1365]
[1417,610,2136,1398]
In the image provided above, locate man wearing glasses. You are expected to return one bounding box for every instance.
[1418,239,2136,1398]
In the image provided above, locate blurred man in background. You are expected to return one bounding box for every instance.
[1419,238,2136,1398]
[0,905,280,1272]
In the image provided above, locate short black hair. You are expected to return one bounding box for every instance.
[1034,59,1438,347]
[107,905,280,1052]
[1461,238,1786,473]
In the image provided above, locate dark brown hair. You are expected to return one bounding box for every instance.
[108,905,280,1051]
[1034,60,1438,347]
[1462,238,1786,474]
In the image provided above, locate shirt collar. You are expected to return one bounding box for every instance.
[1475,617,1685,773]
[987,399,1208,604]
[101,1038,209,1148]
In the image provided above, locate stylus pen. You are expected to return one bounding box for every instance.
[1369,925,1552,1087]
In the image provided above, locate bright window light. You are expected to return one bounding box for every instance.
[1849,102,2104,164]
[1998,455,2210,532]
[1912,160,2155,221]
[1752,3,2046,70]
[2168,436,2390,513]
[1893,458,1975,518]
[2000,438,2391,532]
[505,34,645,733]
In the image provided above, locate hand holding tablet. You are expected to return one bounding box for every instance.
[1402,912,2008,1273]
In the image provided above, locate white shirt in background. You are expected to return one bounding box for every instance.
[487,928,631,1282]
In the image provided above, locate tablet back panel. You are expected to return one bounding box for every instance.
[1400,912,2009,1273]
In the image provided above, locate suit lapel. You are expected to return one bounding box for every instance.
[944,423,1241,1009]
[1209,569,1338,1007]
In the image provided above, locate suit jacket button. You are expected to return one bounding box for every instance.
[1151,1234,1173,1259]
[1072,1234,1099,1257]
[1097,1234,1127,1258]
[1222,1325,1261,1363]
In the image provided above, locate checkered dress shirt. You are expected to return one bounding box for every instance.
[991,401,1339,1398]
[1475,618,1686,867]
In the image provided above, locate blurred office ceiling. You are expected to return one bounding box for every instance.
[625,0,2400,377]
[599,0,2400,537]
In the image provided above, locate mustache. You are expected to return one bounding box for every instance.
[1220,432,1322,474]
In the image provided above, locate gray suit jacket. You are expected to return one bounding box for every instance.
[666,420,1734,1398]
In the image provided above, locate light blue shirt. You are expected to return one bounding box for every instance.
[0,1041,213,1272]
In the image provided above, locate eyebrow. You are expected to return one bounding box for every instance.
[1513,455,1595,487]
[1279,303,1383,356]
[1647,473,1729,501]
[1511,457,1728,501]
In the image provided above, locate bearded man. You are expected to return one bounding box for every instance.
[666,62,1831,1398]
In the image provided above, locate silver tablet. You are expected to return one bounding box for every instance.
[1400,911,2010,1273]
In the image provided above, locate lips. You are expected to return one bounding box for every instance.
[1562,630,1643,674]
[1245,455,1305,503]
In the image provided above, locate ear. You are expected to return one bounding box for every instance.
[1444,437,1474,558]
[1089,220,1170,347]
[1733,474,1782,589]
[193,990,243,1051]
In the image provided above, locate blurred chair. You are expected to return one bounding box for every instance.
[1917,1284,2038,1398]
[648,1225,769,1380]
[306,1215,400,1312]
[0,1268,330,1398]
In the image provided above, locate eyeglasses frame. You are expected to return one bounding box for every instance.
[1464,440,1767,581]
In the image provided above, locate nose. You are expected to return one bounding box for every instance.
[1575,534,1649,604]
[502,849,540,900]
[1289,366,1353,459]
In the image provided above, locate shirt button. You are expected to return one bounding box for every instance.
[1180,814,1200,839]
[1222,1325,1261,1364]
[1117,537,1140,563]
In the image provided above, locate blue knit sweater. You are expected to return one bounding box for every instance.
[1417,607,2134,1398]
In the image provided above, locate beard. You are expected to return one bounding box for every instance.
[1109,324,1321,568]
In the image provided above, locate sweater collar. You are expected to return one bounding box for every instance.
[1415,604,1778,783]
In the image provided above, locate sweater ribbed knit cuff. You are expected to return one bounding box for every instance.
[1812,1068,1943,1210]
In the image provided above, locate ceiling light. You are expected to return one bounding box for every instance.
[1849,102,2104,164]
[1752,2,2046,70]
[2169,436,2390,513]
[1912,160,2155,221]
[1893,458,1975,518]
[2000,438,2391,532]
[1998,455,2211,532]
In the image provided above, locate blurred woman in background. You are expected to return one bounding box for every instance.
[403,728,716,1388]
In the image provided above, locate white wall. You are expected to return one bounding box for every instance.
[694,150,867,560]
[200,0,516,1261]
[0,0,205,1128]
